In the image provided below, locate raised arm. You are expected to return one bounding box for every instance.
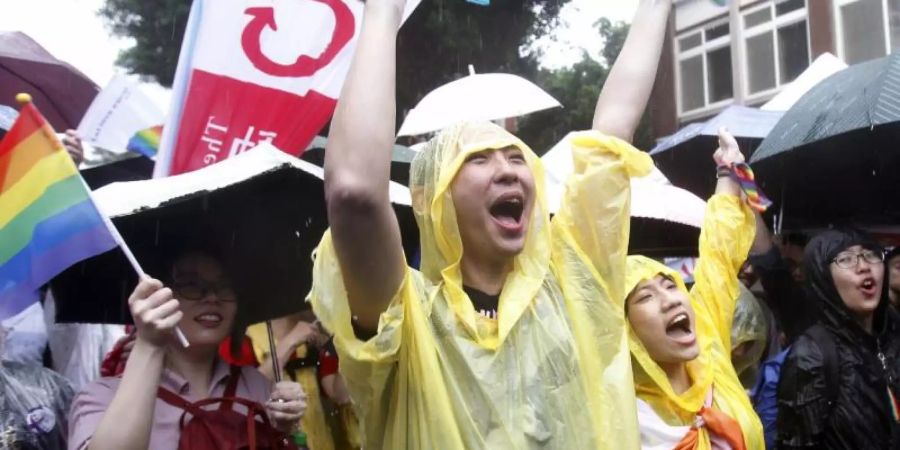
[592,0,671,142]
[83,278,180,450]
[323,0,407,332]
[690,129,755,351]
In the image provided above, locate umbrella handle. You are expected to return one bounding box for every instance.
[266,320,282,383]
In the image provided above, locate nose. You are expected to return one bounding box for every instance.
[857,257,875,273]
[199,289,222,304]
[660,289,683,312]
[493,155,519,184]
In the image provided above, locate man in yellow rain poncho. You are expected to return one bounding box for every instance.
[622,130,765,450]
[307,0,672,448]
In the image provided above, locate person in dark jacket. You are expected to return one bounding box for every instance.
[887,246,900,309]
[776,229,900,449]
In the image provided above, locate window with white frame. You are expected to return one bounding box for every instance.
[742,0,811,98]
[834,0,900,65]
[676,20,733,115]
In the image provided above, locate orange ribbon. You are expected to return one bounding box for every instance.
[673,405,747,450]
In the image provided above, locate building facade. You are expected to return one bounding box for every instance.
[649,0,900,139]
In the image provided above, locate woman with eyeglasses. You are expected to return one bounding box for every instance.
[775,229,900,450]
[68,247,307,450]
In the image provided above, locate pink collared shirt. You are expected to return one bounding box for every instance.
[67,358,272,450]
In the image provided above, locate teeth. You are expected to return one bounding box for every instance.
[198,314,221,321]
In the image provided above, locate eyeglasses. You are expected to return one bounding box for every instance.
[172,279,238,302]
[832,249,884,269]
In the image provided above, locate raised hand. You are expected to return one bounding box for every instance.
[62,129,84,166]
[713,127,744,167]
[128,278,183,348]
[713,128,743,196]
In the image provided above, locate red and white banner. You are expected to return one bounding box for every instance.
[154,0,419,177]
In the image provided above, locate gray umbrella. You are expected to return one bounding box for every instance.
[750,53,900,229]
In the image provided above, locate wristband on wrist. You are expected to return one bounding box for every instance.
[716,165,732,179]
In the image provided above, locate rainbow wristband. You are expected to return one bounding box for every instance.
[721,163,772,212]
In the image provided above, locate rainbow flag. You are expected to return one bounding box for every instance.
[0,99,118,320]
[126,125,162,158]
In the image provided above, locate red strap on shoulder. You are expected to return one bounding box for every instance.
[219,365,242,411]
[157,387,209,424]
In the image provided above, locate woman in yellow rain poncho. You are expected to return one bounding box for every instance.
[307,0,672,448]
[623,130,765,450]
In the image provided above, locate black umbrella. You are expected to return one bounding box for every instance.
[0,32,98,131]
[301,135,417,186]
[629,219,701,257]
[50,146,416,327]
[751,53,900,229]
[650,105,782,199]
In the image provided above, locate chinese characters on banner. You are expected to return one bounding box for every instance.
[155,0,419,177]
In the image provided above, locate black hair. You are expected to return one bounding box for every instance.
[160,240,249,359]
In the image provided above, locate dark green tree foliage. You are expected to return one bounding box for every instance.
[395,1,563,121]
[517,18,654,153]
[100,0,191,87]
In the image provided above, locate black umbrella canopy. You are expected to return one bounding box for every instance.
[51,167,329,326]
[629,219,701,257]
[752,52,900,163]
[751,53,900,229]
[51,148,417,325]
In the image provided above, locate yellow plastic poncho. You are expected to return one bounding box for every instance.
[309,122,652,449]
[624,194,765,450]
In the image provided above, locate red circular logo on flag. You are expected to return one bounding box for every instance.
[241,1,355,78]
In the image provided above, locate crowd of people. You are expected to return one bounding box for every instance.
[2,0,900,449]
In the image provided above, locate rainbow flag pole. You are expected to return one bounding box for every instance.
[0,94,188,346]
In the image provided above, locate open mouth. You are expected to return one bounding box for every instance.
[194,312,223,327]
[860,277,878,297]
[489,194,524,229]
[665,312,694,344]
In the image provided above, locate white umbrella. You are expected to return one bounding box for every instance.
[397,66,561,137]
[761,53,847,111]
[542,134,706,228]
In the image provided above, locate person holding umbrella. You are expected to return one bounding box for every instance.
[776,230,900,449]
[309,0,671,448]
[68,246,308,450]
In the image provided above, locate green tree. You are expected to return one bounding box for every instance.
[517,18,655,153]
[100,0,191,87]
